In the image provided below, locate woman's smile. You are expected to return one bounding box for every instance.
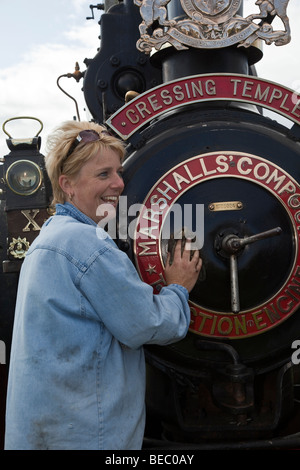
[101,195,120,206]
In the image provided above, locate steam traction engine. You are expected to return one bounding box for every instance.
[1,0,300,449]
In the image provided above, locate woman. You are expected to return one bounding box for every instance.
[5,121,201,450]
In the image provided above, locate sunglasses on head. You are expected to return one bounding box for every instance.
[61,129,111,171]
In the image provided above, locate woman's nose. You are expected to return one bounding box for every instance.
[111,172,124,190]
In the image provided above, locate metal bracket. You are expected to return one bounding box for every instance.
[86,3,105,20]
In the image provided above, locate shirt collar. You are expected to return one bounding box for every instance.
[55,202,97,227]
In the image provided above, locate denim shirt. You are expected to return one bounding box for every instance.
[5,202,190,450]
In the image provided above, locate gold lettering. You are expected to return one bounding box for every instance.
[266,169,286,191]
[269,88,283,104]
[234,315,247,335]
[216,155,229,173]
[295,211,300,223]
[205,79,216,96]
[291,99,300,117]
[142,208,161,223]
[150,273,166,292]
[147,94,162,112]
[22,209,41,232]
[126,109,139,124]
[183,163,203,181]
[139,226,158,240]
[135,101,151,118]
[242,80,254,98]
[286,287,299,302]
[173,85,185,101]
[231,78,241,95]
[210,315,217,335]
[185,82,191,99]
[252,311,267,330]
[150,194,168,210]
[264,304,281,324]
[253,162,270,180]
[294,266,300,278]
[137,241,157,256]
[200,157,217,176]
[217,317,233,335]
[287,279,300,298]
[191,81,204,97]
[172,171,190,190]
[196,312,214,332]
[288,193,300,209]
[190,306,198,325]
[237,156,252,175]
[280,93,290,112]
[278,180,296,195]
[276,296,296,314]
[161,89,172,105]
[157,181,178,200]
[254,84,270,102]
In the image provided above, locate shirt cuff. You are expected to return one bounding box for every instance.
[166,283,189,300]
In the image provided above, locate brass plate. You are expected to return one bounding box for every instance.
[209,201,243,212]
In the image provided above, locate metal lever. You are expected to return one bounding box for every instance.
[230,254,240,313]
[228,227,282,251]
[222,227,282,313]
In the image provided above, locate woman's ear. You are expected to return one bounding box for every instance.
[58,174,73,194]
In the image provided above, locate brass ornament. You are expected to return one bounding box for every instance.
[134,0,291,53]
[8,237,30,259]
[21,209,42,232]
[145,264,158,275]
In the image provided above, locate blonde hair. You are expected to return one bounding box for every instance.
[45,121,126,205]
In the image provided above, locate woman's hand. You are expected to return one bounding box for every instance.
[164,239,202,293]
